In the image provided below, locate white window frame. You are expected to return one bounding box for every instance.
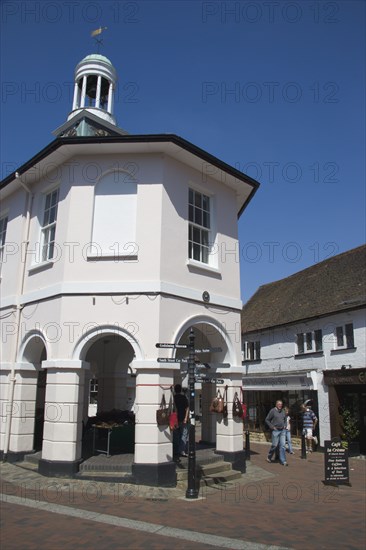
[0,215,8,262]
[296,329,323,354]
[0,214,8,275]
[89,378,98,405]
[243,340,261,361]
[335,323,354,349]
[41,188,59,262]
[188,187,212,265]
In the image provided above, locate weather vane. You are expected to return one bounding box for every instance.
[91,26,107,53]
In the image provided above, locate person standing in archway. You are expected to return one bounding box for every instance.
[173,384,189,458]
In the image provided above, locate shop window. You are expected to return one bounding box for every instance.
[243,340,261,361]
[335,323,354,349]
[296,330,322,354]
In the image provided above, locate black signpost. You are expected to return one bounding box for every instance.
[156,329,222,499]
[323,437,351,486]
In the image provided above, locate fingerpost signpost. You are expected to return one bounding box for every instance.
[156,328,222,499]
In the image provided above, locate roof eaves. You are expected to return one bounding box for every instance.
[0,134,260,213]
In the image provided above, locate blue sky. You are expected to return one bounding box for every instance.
[1,0,365,302]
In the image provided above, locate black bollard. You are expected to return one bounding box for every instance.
[301,430,307,459]
[245,430,251,460]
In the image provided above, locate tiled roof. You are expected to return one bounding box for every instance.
[241,244,366,333]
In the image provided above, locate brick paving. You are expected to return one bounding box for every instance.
[1,443,365,549]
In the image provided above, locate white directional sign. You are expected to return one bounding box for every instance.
[156,343,189,349]
[157,357,189,363]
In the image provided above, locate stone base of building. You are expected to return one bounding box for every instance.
[131,461,177,487]
[0,450,31,463]
[216,449,246,473]
[38,458,82,477]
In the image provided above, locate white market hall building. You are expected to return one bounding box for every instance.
[0,52,259,485]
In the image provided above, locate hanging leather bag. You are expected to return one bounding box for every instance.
[156,394,170,426]
[233,391,244,418]
[222,385,228,418]
[209,389,224,413]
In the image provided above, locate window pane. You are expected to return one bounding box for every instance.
[202,245,209,264]
[194,192,202,208]
[202,211,210,228]
[0,217,7,246]
[255,341,261,360]
[306,332,312,351]
[202,195,210,211]
[345,324,354,348]
[201,229,209,246]
[195,207,202,226]
[189,188,194,205]
[193,226,200,244]
[297,334,304,354]
[336,326,344,347]
[315,330,322,351]
[189,204,194,222]
[193,243,200,261]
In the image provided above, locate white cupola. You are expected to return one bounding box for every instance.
[68,53,117,126]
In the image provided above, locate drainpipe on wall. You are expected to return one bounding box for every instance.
[3,173,33,461]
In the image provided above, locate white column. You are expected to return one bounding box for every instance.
[41,361,88,463]
[72,81,79,110]
[107,81,114,113]
[80,76,87,108]
[216,374,245,453]
[1,363,38,453]
[133,364,174,464]
[95,75,102,108]
[201,382,217,444]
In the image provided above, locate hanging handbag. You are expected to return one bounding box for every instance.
[240,388,248,420]
[169,392,179,430]
[210,389,224,413]
[156,394,170,426]
[222,385,228,418]
[233,391,244,418]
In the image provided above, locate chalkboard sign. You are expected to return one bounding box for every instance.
[324,437,351,486]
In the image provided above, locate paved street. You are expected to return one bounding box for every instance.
[1,443,365,550]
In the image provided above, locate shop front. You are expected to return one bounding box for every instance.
[323,368,366,455]
[242,372,318,441]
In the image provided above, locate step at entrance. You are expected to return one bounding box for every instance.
[176,459,243,489]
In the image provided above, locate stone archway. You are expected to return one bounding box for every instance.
[75,328,139,459]
[17,332,48,454]
[173,318,233,446]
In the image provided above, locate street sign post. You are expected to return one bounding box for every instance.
[156,332,222,499]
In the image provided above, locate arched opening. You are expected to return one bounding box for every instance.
[174,320,231,446]
[20,333,48,452]
[81,333,137,459]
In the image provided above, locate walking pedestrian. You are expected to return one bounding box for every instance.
[265,400,288,466]
[302,402,318,452]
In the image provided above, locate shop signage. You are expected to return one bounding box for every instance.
[323,437,350,486]
[243,375,312,390]
[323,369,366,386]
